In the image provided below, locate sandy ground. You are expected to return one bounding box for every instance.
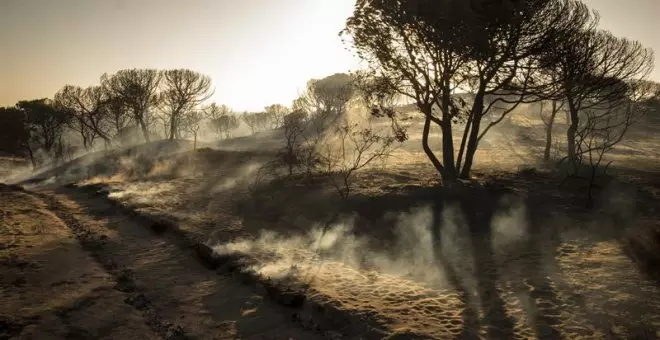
[61,161,660,339]
[0,184,323,339]
[0,185,159,340]
[3,116,660,339]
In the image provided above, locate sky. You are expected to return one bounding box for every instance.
[0,0,658,111]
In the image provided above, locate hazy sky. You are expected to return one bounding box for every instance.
[1,0,658,111]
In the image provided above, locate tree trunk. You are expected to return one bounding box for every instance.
[566,98,579,163]
[26,144,36,170]
[459,93,484,179]
[543,101,559,162]
[455,113,473,171]
[138,118,151,142]
[441,122,457,183]
[421,115,446,183]
[169,116,176,140]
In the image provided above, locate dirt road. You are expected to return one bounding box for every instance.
[0,184,323,340]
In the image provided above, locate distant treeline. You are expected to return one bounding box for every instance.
[0,69,364,168]
[1,0,660,182]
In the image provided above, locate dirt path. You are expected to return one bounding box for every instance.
[1,184,323,340]
[0,185,159,340]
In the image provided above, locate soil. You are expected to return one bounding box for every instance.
[0,184,324,339]
[2,118,660,339]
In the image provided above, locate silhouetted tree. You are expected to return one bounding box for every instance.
[264,104,290,129]
[160,69,213,140]
[105,94,131,138]
[0,107,31,162]
[16,99,69,166]
[343,0,593,183]
[54,85,112,148]
[242,112,270,134]
[279,109,308,176]
[294,73,356,135]
[321,121,398,198]
[544,28,654,165]
[203,103,239,139]
[182,110,205,150]
[101,69,162,142]
[539,100,565,162]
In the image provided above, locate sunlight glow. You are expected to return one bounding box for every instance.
[0,0,656,110]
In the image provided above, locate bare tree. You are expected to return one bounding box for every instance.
[105,94,131,139]
[101,69,162,142]
[343,0,593,183]
[321,121,398,198]
[242,112,261,134]
[546,28,654,165]
[160,69,213,140]
[538,100,565,162]
[182,110,205,150]
[16,99,70,166]
[203,103,239,140]
[264,104,290,129]
[294,74,356,135]
[54,85,113,148]
[278,109,308,176]
[563,79,657,205]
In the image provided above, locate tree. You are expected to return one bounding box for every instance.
[0,107,31,162]
[16,99,70,167]
[101,69,162,142]
[538,100,565,162]
[242,112,267,134]
[54,85,113,149]
[264,104,290,129]
[545,28,654,165]
[320,121,398,198]
[160,69,213,140]
[278,109,308,176]
[294,73,356,135]
[343,0,593,183]
[203,103,239,140]
[182,110,205,150]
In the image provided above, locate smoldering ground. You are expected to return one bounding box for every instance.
[210,182,660,337]
[5,102,660,337]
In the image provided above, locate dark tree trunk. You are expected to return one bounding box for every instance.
[441,122,457,183]
[26,144,36,170]
[138,118,150,142]
[459,93,484,179]
[456,113,473,171]
[566,98,579,164]
[421,115,447,183]
[543,101,559,162]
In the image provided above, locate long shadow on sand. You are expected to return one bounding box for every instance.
[237,172,577,338]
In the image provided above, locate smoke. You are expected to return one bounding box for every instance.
[491,195,530,252]
[211,197,533,300]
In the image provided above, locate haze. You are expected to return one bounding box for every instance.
[0,0,657,111]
